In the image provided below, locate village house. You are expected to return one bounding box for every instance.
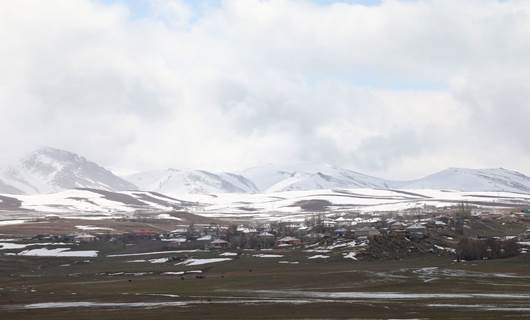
[210,239,229,249]
[275,236,302,247]
[434,220,447,228]
[354,227,381,239]
[164,237,188,248]
[406,223,427,239]
[237,225,258,234]
[390,222,406,231]
[258,231,274,238]
[74,233,97,243]
[334,228,348,238]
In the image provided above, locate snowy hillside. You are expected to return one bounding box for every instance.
[0,188,185,215]
[0,179,23,194]
[3,147,530,196]
[399,168,530,193]
[242,165,530,194]
[241,164,390,192]
[167,188,530,222]
[0,147,137,194]
[125,169,258,194]
[3,187,529,222]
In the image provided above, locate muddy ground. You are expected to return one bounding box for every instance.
[1,238,530,320]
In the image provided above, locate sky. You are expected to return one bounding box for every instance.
[1,0,530,179]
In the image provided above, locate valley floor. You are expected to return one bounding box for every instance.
[1,241,530,320]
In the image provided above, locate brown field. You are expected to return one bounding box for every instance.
[1,237,530,320]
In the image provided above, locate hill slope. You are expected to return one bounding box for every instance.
[0,147,137,194]
[399,168,530,193]
[241,164,391,192]
[125,169,258,194]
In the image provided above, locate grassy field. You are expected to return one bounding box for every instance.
[1,239,530,319]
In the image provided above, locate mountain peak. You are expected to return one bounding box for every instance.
[125,168,258,195]
[0,147,137,194]
[399,167,530,193]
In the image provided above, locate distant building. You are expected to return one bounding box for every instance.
[390,222,406,231]
[210,239,229,249]
[258,231,274,238]
[334,228,348,237]
[276,236,302,247]
[434,220,447,227]
[74,233,97,242]
[197,235,213,241]
[354,227,380,239]
[406,223,427,238]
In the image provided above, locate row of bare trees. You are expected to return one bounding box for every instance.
[456,237,520,260]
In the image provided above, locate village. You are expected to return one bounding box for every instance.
[2,206,530,319]
[26,204,530,262]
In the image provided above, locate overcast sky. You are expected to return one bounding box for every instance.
[1,0,530,179]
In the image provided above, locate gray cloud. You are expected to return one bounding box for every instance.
[1,0,530,179]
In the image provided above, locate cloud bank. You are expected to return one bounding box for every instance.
[1,0,529,178]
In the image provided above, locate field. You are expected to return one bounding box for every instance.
[1,238,530,320]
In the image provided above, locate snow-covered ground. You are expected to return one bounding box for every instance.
[176,258,232,266]
[17,247,98,257]
[125,169,258,194]
[179,188,530,221]
[1,187,529,223]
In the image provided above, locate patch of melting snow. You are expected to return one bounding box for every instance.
[0,242,74,250]
[0,220,26,226]
[219,252,238,256]
[343,252,357,260]
[107,272,153,276]
[9,299,328,310]
[145,293,180,298]
[411,267,526,279]
[107,250,204,257]
[307,255,330,259]
[149,257,170,264]
[127,260,147,263]
[0,243,30,250]
[434,244,456,253]
[156,213,182,220]
[75,225,114,231]
[278,261,299,264]
[63,216,117,220]
[253,254,284,258]
[162,270,202,275]
[428,303,530,312]
[17,248,98,257]
[176,258,232,266]
[241,290,530,300]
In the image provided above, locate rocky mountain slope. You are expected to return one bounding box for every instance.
[0,147,136,194]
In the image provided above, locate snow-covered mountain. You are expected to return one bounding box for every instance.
[399,168,530,193]
[125,169,258,195]
[241,165,530,193]
[240,164,391,192]
[0,178,23,194]
[2,148,530,195]
[0,147,137,194]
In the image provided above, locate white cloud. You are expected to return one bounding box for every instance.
[1,0,530,179]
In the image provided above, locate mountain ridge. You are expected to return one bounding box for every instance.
[125,168,258,194]
[2,147,530,195]
[0,147,137,194]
